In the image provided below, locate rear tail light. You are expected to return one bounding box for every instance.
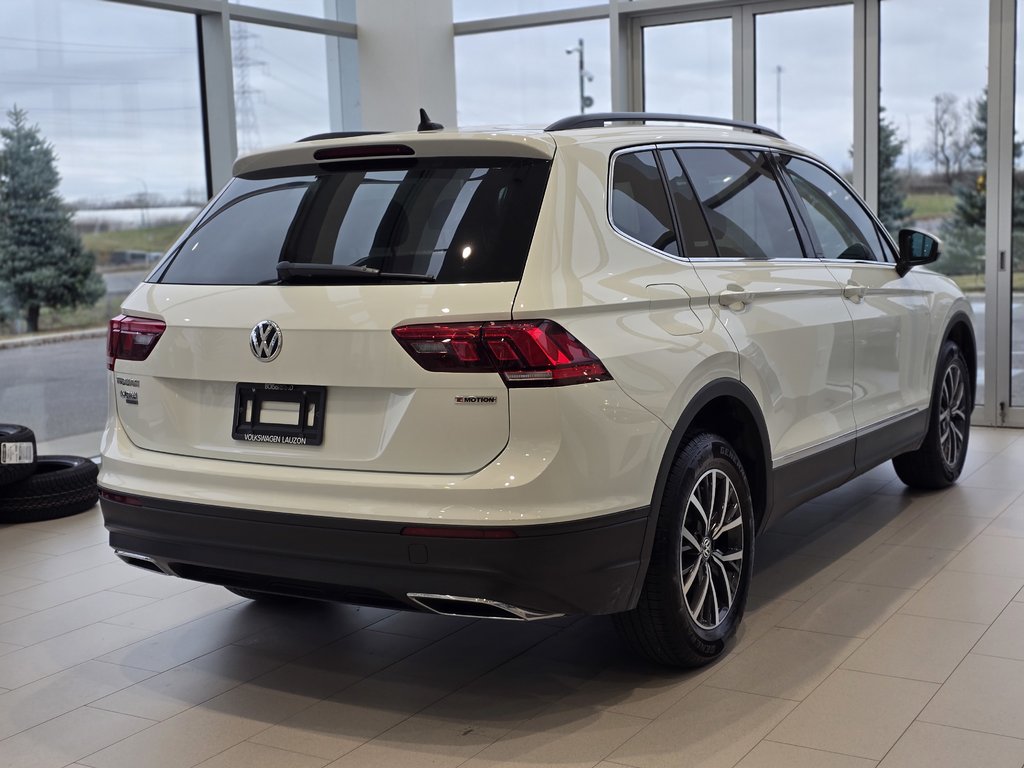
[107,315,165,371]
[392,320,612,387]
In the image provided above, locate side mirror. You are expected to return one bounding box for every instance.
[896,229,941,277]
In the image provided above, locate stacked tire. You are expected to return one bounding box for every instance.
[0,425,99,523]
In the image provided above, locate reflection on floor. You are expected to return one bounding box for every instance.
[2,426,1024,767]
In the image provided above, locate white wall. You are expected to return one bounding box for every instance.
[355,0,456,132]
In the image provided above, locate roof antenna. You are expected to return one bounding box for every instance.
[418,108,444,132]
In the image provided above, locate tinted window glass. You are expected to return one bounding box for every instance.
[611,151,679,256]
[678,148,803,260]
[158,158,551,285]
[661,150,718,258]
[781,155,887,262]
[161,182,310,285]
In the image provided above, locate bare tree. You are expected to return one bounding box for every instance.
[927,93,971,185]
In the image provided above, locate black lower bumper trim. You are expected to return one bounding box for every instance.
[100,493,651,616]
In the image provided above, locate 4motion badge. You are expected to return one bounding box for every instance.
[454,395,498,404]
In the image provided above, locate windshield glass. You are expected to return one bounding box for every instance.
[157,157,551,285]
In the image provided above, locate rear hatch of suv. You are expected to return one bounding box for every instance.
[110,135,553,474]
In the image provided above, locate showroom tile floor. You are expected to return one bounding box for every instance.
[2,427,1024,767]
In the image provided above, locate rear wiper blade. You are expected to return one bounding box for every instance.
[275,261,435,283]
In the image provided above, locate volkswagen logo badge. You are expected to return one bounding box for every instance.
[250,320,282,362]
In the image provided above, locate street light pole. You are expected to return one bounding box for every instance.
[775,65,783,133]
[565,38,593,115]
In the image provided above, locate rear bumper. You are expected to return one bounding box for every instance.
[100,492,651,616]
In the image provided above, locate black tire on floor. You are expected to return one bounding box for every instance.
[614,432,755,668]
[0,424,37,487]
[892,340,972,490]
[0,455,98,523]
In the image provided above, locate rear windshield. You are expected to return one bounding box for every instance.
[156,157,551,285]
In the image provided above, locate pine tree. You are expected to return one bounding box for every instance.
[0,106,103,332]
[939,90,1024,276]
[877,107,913,235]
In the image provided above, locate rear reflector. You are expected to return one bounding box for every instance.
[107,315,165,370]
[313,144,414,161]
[98,489,144,506]
[401,526,518,539]
[392,320,612,388]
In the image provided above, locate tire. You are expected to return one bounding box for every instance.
[893,340,971,490]
[0,424,37,487]
[614,432,755,668]
[0,455,98,523]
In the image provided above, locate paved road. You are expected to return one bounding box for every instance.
[0,337,107,443]
[102,269,148,296]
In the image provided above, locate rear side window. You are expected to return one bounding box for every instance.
[678,148,803,260]
[611,150,679,256]
[158,157,551,285]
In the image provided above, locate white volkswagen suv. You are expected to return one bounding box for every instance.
[99,113,974,667]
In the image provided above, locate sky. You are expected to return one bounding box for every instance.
[0,0,1006,205]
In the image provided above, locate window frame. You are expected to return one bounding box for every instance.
[663,142,814,262]
[606,145,687,260]
[774,151,897,265]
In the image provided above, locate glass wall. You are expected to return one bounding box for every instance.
[755,4,853,174]
[881,0,988,403]
[0,0,355,451]
[230,21,349,151]
[642,18,731,117]
[455,20,610,126]
[0,0,206,446]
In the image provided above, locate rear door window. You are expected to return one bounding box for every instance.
[158,157,551,285]
[677,148,804,260]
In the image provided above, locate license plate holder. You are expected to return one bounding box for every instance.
[232,383,326,446]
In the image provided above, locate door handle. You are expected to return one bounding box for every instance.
[843,282,867,303]
[718,289,753,309]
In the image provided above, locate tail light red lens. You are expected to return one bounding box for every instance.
[392,320,612,387]
[107,315,165,371]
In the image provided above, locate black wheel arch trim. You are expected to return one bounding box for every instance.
[941,309,977,407]
[627,378,772,610]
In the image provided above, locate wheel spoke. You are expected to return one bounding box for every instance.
[708,568,720,624]
[680,525,702,553]
[716,549,743,563]
[715,514,742,538]
[692,564,710,617]
[712,557,733,607]
[682,561,700,595]
[711,475,735,537]
[688,491,709,530]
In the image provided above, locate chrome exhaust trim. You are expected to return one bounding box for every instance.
[115,550,173,576]
[407,592,563,621]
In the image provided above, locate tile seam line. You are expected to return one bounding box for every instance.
[242,617,558,762]
[871,592,1024,764]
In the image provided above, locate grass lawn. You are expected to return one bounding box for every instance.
[906,193,956,221]
[82,221,189,263]
[950,273,1024,292]
[0,292,129,338]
